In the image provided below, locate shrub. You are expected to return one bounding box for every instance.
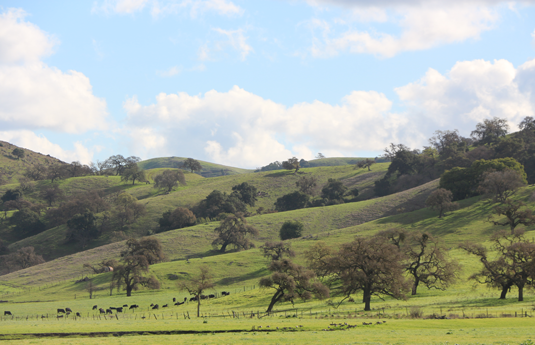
[279,220,304,240]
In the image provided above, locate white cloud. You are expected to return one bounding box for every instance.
[213,28,253,61]
[0,8,58,63]
[308,4,499,58]
[396,59,535,133]
[123,86,416,168]
[0,130,95,164]
[0,62,108,133]
[0,9,108,134]
[93,0,243,17]
[156,65,182,77]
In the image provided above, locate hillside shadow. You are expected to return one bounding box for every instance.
[217,268,269,285]
[264,171,294,178]
[2,154,17,161]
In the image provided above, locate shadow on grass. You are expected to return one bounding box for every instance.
[217,268,269,286]
[264,171,295,178]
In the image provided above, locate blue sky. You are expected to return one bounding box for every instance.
[1,0,535,168]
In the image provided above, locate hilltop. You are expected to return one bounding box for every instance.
[137,157,253,177]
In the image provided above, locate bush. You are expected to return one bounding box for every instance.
[279,220,304,240]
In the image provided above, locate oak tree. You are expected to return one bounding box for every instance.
[181,158,202,173]
[425,188,459,218]
[153,169,186,192]
[212,213,258,253]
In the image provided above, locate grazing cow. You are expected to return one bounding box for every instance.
[110,307,117,310]
[4,311,12,316]
[106,309,112,314]
[221,291,230,296]
[92,305,98,310]
[129,305,139,310]
[99,308,105,314]
[189,296,198,302]
[65,308,72,313]
[184,297,187,302]
[173,298,176,302]
[123,304,128,307]
[116,307,123,313]
[150,303,154,307]
[174,301,184,306]
[208,294,215,299]
[162,304,168,308]
[200,295,207,300]
[76,312,81,317]
[152,304,159,310]
[57,309,66,314]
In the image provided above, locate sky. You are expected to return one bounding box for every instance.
[0,0,535,169]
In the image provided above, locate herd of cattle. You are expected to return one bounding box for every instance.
[3,291,231,317]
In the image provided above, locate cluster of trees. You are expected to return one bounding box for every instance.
[259,228,458,312]
[0,246,45,275]
[374,116,535,198]
[274,176,358,212]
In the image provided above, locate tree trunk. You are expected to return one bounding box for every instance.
[266,290,284,313]
[363,289,371,311]
[412,279,420,295]
[499,282,512,299]
[518,285,524,302]
[126,286,132,297]
[220,241,229,253]
[197,296,201,317]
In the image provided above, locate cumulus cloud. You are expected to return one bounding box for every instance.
[308,4,499,58]
[396,59,535,133]
[0,8,108,135]
[123,57,535,168]
[93,0,243,17]
[0,130,95,164]
[0,63,108,133]
[123,86,417,168]
[0,8,58,63]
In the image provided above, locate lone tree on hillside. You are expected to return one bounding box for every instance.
[121,163,146,185]
[478,170,526,204]
[355,158,375,171]
[282,157,300,174]
[231,182,258,206]
[274,191,309,212]
[112,237,164,296]
[259,258,329,313]
[402,231,459,295]
[212,213,259,253]
[65,211,100,249]
[12,148,25,160]
[295,176,318,196]
[158,207,196,231]
[179,266,214,317]
[321,178,348,202]
[261,241,295,261]
[40,184,65,207]
[329,235,409,311]
[279,220,304,240]
[471,117,509,146]
[425,188,459,218]
[153,169,186,192]
[181,158,202,173]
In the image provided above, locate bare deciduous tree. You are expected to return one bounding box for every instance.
[179,266,214,317]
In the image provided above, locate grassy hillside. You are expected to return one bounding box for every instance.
[0,140,65,185]
[2,186,535,331]
[138,157,253,177]
[3,164,390,260]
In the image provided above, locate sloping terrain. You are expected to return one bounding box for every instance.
[0,140,66,185]
[138,157,253,177]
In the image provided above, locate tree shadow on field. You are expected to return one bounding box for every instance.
[217,268,269,285]
[443,296,528,308]
[264,171,294,178]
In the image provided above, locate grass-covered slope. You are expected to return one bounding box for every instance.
[0,140,65,185]
[138,157,253,177]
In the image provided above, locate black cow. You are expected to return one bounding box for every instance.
[92,305,98,310]
[173,298,176,302]
[150,303,154,307]
[208,294,215,299]
[184,297,187,302]
[221,291,230,296]
[110,307,117,310]
[99,308,105,314]
[123,304,128,307]
[57,309,66,314]
[65,308,72,313]
[174,301,184,306]
[189,296,198,302]
[116,307,123,313]
[129,305,139,310]
[4,311,12,316]
[152,304,159,310]
[162,304,168,308]
[76,312,82,317]
[106,309,112,314]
